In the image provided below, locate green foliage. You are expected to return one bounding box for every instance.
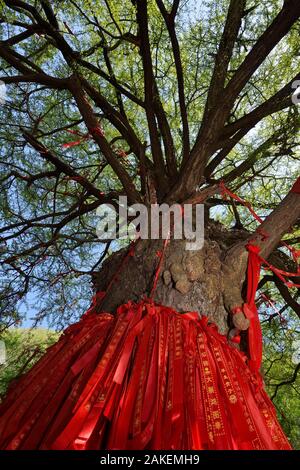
[0,328,59,397]
[263,316,300,449]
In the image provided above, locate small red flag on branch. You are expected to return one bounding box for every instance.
[62,127,105,149]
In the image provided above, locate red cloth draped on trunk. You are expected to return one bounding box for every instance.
[291,176,300,194]
[243,243,263,375]
[0,299,291,450]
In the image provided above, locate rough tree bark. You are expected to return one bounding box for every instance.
[92,188,300,339]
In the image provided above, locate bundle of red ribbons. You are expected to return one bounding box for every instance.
[0,299,291,450]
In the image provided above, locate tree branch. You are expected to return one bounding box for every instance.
[219,130,285,183]
[273,276,300,318]
[0,44,69,89]
[22,131,116,203]
[224,0,300,111]
[168,0,300,201]
[223,182,300,324]
[202,0,246,119]
[221,72,300,143]
[271,363,300,400]
[156,0,190,162]
[136,1,171,193]
[69,78,142,203]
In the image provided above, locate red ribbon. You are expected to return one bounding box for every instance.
[114,148,128,158]
[220,181,269,240]
[243,243,263,374]
[259,293,286,324]
[62,126,105,148]
[261,258,300,288]
[0,300,292,450]
[222,180,299,367]
[149,237,170,299]
[291,176,300,194]
[62,129,91,148]
[240,239,299,374]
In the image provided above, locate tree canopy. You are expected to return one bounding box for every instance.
[0,0,299,365]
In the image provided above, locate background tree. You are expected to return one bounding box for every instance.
[0,0,299,445]
[0,327,58,396]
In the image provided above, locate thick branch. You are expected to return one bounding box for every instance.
[221,72,300,143]
[156,0,190,162]
[168,0,300,201]
[81,78,144,162]
[273,276,300,318]
[1,25,42,46]
[223,182,300,325]
[203,0,246,118]
[224,0,300,111]
[69,79,142,203]
[0,44,68,89]
[136,1,170,193]
[220,131,284,183]
[22,131,115,203]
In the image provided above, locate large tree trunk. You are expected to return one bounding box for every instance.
[93,187,300,338]
[92,222,247,336]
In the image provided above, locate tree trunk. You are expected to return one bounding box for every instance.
[92,184,300,338]
[92,221,248,336]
